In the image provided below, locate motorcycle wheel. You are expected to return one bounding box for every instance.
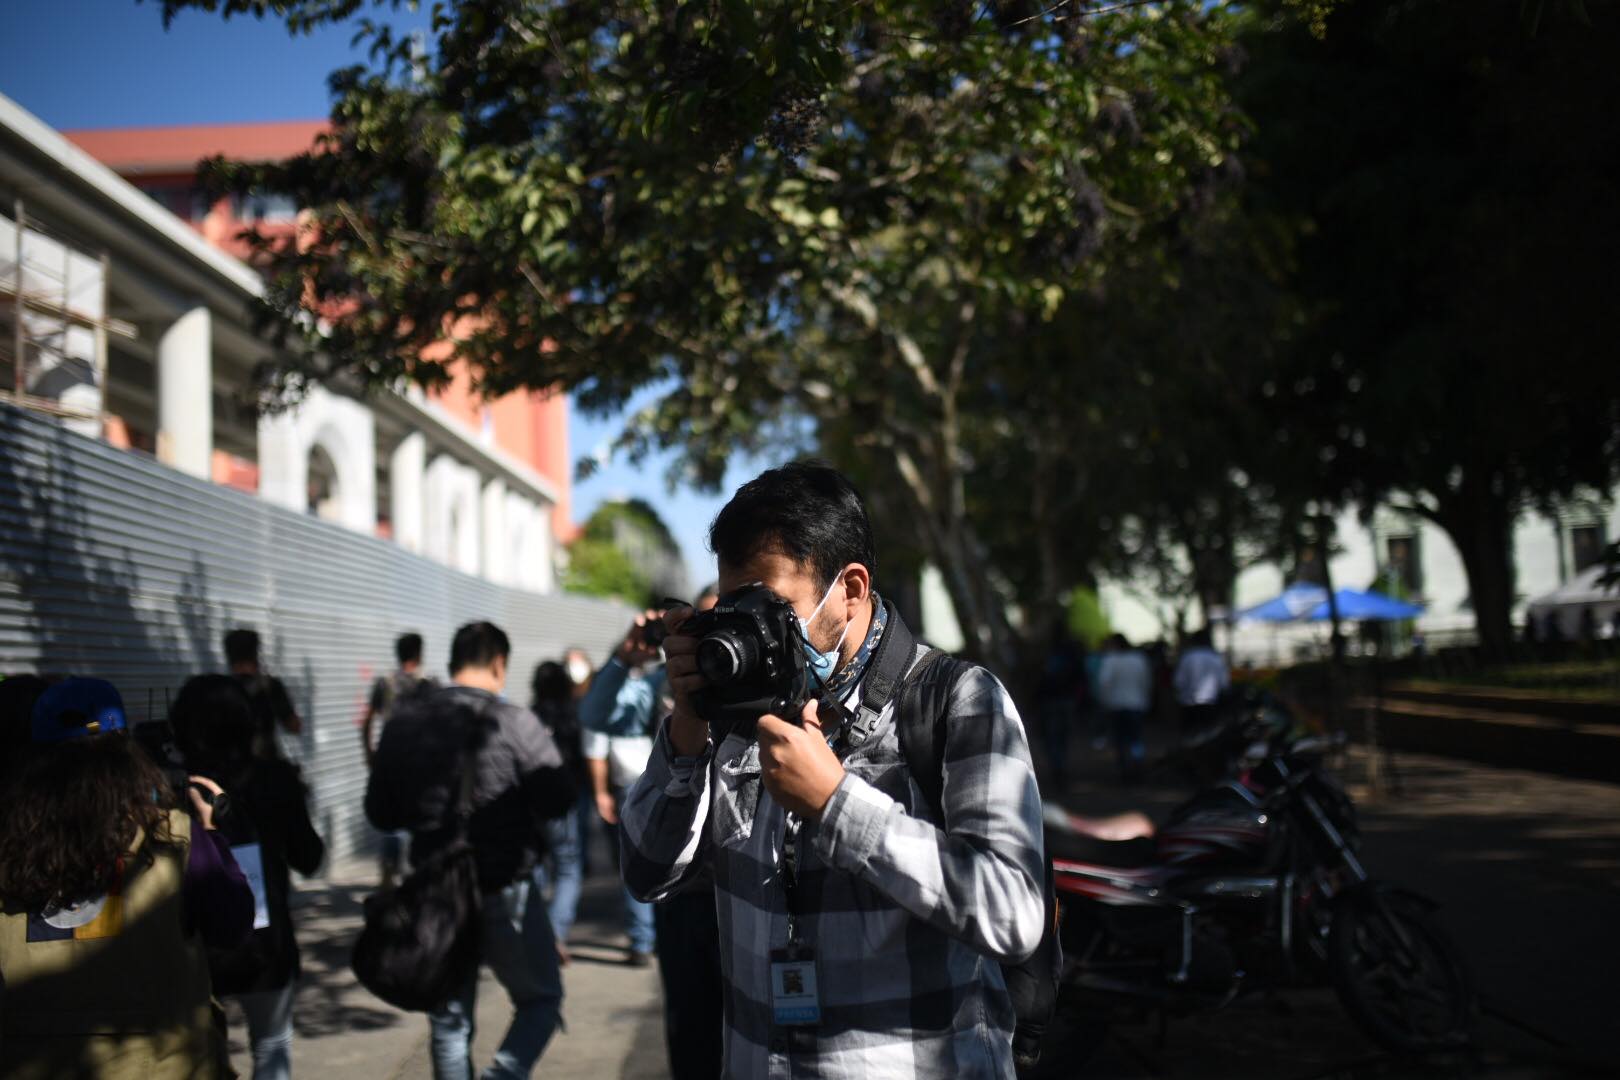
[1330,889,1474,1054]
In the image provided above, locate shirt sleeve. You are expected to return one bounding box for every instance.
[618,720,714,903]
[811,664,1046,965]
[368,676,387,713]
[182,814,256,949]
[579,657,630,733]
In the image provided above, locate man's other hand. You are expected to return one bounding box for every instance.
[662,605,709,757]
[614,610,666,668]
[757,700,844,819]
[595,787,620,826]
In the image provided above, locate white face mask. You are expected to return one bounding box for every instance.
[566,659,592,685]
[798,575,853,689]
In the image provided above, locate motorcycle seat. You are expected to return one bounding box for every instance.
[1045,827,1159,869]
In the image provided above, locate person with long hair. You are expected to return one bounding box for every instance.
[171,674,325,1080]
[0,677,254,1079]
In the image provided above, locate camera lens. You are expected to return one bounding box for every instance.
[642,621,668,648]
[697,628,760,685]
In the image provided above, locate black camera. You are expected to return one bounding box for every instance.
[679,582,812,742]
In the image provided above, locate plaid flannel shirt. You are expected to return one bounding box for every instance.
[620,633,1046,1079]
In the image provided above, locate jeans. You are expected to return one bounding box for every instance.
[1110,709,1147,782]
[653,889,725,1080]
[239,981,295,1080]
[542,803,584,944]
[428,870,563,1080]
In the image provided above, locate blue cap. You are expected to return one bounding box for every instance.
[31,678,128,743]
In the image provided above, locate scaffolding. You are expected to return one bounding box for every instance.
[0,193,134,433]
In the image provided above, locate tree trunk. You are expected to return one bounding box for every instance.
[1437,483,1517,660]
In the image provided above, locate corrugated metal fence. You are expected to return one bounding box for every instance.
[0,402,633,863]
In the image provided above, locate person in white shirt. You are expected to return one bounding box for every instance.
[1173,628,1230,744]
[1094,634,1153,782]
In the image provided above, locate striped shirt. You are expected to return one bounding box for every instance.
[620,630,1046,1079]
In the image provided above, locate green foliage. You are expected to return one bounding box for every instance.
[562,537,649,604]
[1063,586,1112,649]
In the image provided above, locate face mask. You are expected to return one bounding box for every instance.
[567,659,591,685]
[798,575,852,689]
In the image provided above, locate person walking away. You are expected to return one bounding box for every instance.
[1035,628,1084,792]
[622,462,1046,1078]
[172,675,326,1080]
[224,629,301,760]
[363,633,437,886]
[366,622,576,1080]
[0,677,254,1079]
[562,648,597,876]
[530,660,587,959]
[580,617,667,966]
[1173,628,1230,746]
[1096,634,1153,783]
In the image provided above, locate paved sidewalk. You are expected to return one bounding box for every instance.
[223,848,669,1079]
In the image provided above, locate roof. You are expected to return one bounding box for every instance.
[63,120,327,175]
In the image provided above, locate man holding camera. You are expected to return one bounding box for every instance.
[620,462,1046,1078]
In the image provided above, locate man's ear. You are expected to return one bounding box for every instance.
[841,563,872,615]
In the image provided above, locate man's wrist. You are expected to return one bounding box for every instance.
[667,708,708,758]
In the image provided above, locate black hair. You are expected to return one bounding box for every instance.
[223,628,260,665]
[450,621,511,673]
[1189,627,1214,649]
[531,660,572,706]
[708,461,876,588]
[0,674,50,755]
[170,674,256,775]
[395,632,424,665]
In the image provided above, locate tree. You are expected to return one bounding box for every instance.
[159,0,1252,669]
[1238,0,1620,655]
[565,497,687,604]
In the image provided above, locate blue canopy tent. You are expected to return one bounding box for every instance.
[1235,584,1423,624]
[1235,583,1328,623]
[1302,588,1423,622]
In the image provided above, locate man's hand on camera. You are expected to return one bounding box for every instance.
[614,610,665,667]
[757,700,844,819]
[661,605,709,757]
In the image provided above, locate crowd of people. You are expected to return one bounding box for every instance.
[1034,626,1232,788]
[0,460,1236,1079]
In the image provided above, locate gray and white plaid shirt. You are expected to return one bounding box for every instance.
[620,632,1046,1079]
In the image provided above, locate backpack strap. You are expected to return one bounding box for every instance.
[847,597,917,746]
[892,648,967,822]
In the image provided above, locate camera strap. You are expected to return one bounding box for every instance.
[846,598,918,748]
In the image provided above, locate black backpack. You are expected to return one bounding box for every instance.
[852,601,1062,1073]
[351,701,486,1011]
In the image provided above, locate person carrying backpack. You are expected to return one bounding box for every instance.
[172,674,326,1080]
[364,633,438,886]
[620,463,1049,1079]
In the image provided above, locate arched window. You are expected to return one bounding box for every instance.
[307,443,341,521]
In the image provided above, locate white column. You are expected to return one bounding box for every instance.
[156,305,212,478]
[481,478,508,585]
[390,433,426,553]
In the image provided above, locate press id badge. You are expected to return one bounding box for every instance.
[769,946,822,1026]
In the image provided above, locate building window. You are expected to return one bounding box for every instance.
[1570,524,1605,574]
[1383,534,1422,596]
[135,181,209,222]
[232,191,300,225]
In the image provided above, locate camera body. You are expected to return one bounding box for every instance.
[681,582,811,742]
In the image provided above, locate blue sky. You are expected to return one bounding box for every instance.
[0,0,756,589]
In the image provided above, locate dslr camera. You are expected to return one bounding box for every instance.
[678,583,814,742]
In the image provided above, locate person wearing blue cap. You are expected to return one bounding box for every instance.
[0,677,256,1079]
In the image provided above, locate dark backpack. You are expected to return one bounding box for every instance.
[351,702,486,1011]
[853,602,1062,1073]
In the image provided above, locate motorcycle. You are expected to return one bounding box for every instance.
[1045,692,1475,1059]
